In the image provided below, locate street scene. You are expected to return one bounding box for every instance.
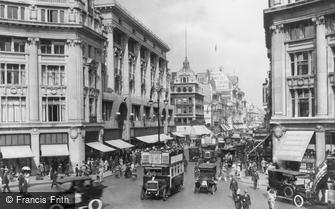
[1,0,335,209]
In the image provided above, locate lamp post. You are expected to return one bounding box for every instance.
[148,85,169,143]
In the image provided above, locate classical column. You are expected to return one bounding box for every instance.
[134,43,141,96]
[295,90,299,117]
[270,24,285,116]
[96,62,102,122]
[105,24,114,92]
[315,126,326,167]
[121,35,129,96]
[314,16,328,116]
[27,37,39,122]
[145,51,151,99]
[30,129,40,175]
[68,128,85,172]
[309,89,313,117]
[66,39,83,121]
[294,54,297,76]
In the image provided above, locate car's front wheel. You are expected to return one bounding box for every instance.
[88,199,103,209]
[294,195,304,208]
[210,185,215,195]
[140,188,146,200]
[48,204,64,209]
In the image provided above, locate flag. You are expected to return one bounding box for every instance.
[215,44,217,53]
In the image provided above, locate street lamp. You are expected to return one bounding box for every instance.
[148,84,169,143]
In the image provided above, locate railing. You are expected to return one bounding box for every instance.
[89,116,97,123]
[38,0,67,3]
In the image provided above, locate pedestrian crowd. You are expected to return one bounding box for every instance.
[0,168,30,194]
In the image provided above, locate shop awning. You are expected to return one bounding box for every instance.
[220,124,229,131]
[190,125,212,136]
[0,146,34,159]
[248,134,271,155]
[171,132,185,138]
[231,133,241,139]
[41,144,69,157]
[86,142,116,152]
[136,134,172,144]
[276,131,314,162]
[105,139,133,149]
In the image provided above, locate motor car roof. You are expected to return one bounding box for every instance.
[267,168,309,177]
[56,176,92,184]
[198,163,216,169]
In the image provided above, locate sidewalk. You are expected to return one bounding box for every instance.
[235,170,268,190]
[7,170,114,190]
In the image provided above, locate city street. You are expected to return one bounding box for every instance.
[23,162,325,209]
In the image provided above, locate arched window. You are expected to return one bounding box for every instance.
[183,87,187,92]
[177,87,181,92]
[183,77,186,83]
[188,87,193,92]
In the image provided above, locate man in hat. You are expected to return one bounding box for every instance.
[230,176,239,199]
[242,190,251,209]
[2,171,10,192]
[252,170,259,190]
[234,189,242,209]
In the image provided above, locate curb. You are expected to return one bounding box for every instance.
[9,172,115,189]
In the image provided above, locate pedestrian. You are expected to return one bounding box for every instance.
[75,164,79,177]
[261,158,267,173]
[267,187,276,209]
[18,171,25,194]
[2,171,10,192]
[23,173,29,194]
[184,158,188,173]
[51,171,58,189]
[242,190,251,209]
[230,176,239,199]
[252,170,259,190]
[98,166,104,183]
[234,189,242,209]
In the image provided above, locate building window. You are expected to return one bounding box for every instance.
[290,51,312,76]
[102,101,113,121]
[40,133,68,145]
[40,40,65,55]
[292,89,315,117]
[40,9,64,23]
[89,98,97,123]
[7,6,18,19]
[132,105,140,121]
[287,21,315,41]
[0,5,4,18]
[0,134,30,146]
[13,38,25,52]
[0,36,11,52]
[42,97,66,122]
[48,9,58,22]
[20,7,24,20]
[41,65,65,86]
[0,64,25,85]
[1,96,26,122]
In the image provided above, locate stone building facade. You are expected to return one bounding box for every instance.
[0,0,173,173]
[264,0,335,171]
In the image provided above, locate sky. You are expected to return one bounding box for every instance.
[118,0,269,107]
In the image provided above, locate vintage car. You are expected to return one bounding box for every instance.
[50,176,104,209]
[194,163,218,194]
[268,168,311,207]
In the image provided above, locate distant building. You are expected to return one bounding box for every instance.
[170,57,204,125]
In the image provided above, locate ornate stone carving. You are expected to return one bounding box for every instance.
[66,39,83,47]
[104,24,114,33]
[27,37,39,45]
[269,24,284,34]
[312,16,325,25]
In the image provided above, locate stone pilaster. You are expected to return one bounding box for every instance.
[122,35,129,96]
[315,125,326,167]
[68,127,85,171]
[66,39,83,121]
[96,62,102,122]
[134,43,141,96]
[27,37,39,122]
[270,24,284,116]
[313,16,328,116]
[30,129,40,175]
[105,24,114,92]
[146,51,151,99]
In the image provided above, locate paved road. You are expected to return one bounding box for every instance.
[21,163,327,209]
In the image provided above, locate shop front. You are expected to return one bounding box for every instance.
[39,133,70,173]
[0,134,34,173]
[275,131,316,172]
[85,131,115,161]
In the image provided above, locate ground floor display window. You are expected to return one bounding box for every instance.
[39,156,70,175]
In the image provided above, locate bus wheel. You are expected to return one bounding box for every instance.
[294,195,304,208]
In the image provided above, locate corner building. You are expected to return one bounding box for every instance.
[264,0,335,172]
[0,0,173,173]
